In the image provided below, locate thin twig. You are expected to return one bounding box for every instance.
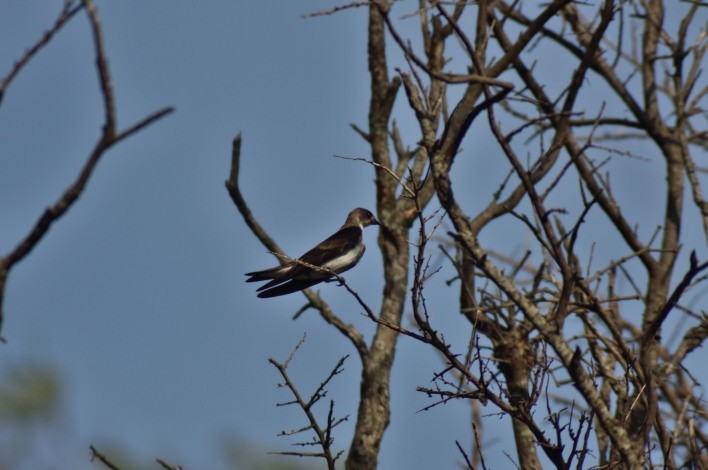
[89,445,119,470]
[0,1,84,103]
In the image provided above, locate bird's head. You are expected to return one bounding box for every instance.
[347,208,380,228]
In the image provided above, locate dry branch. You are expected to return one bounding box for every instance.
[0,0,173,335]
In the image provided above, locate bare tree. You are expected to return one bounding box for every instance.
[232,0,706,468]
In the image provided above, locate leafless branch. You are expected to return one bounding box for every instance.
[269,336,347,469]
[89,445,119,470]
[155,458,183,470]
[0,1,84,104]
[0,0,173,336]
[301,1,370,19]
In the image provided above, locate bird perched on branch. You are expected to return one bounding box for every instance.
[246,208,380,298]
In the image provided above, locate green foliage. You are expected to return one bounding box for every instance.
[0,363,61,422]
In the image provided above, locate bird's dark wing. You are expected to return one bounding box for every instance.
[289,226,362,277]
[256,278,325,298]
[245,264,291,282]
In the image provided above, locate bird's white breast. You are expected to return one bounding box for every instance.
[322,244,365,273]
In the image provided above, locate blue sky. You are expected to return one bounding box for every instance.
[1,1,705,469]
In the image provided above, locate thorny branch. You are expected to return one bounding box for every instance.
[269,335,347,470]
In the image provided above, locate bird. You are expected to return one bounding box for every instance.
[246,208,380,298]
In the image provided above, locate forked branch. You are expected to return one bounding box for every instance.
[0,0,173,335]
[269,335,347,470]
